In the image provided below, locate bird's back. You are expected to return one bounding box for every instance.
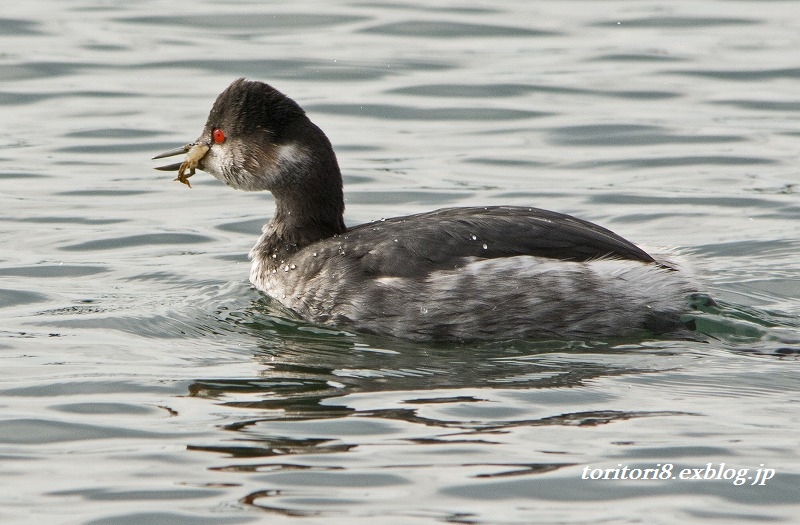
[250,206,695,341]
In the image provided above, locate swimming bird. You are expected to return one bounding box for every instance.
[154,78,699,342]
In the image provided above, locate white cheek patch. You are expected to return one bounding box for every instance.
[200,148,229,180]
[275,142,310,171]
[202,141,312,192]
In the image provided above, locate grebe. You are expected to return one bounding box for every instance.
[154,78,699,342]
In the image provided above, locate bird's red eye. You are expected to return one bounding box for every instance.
[213,129,226,144]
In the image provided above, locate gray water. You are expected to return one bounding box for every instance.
[2,1,799,523]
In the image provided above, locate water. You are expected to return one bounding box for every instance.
[2,1,799,523]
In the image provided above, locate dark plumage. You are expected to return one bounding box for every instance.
[154,78,700,342]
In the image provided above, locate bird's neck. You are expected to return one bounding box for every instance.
[249,192,344,276]
[260,139,346,256]
[269,190,346,248]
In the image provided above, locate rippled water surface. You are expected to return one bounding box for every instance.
[2,1,800,523]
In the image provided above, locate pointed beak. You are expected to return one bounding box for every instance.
[153,142,210,187]
[152,144,192,171]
